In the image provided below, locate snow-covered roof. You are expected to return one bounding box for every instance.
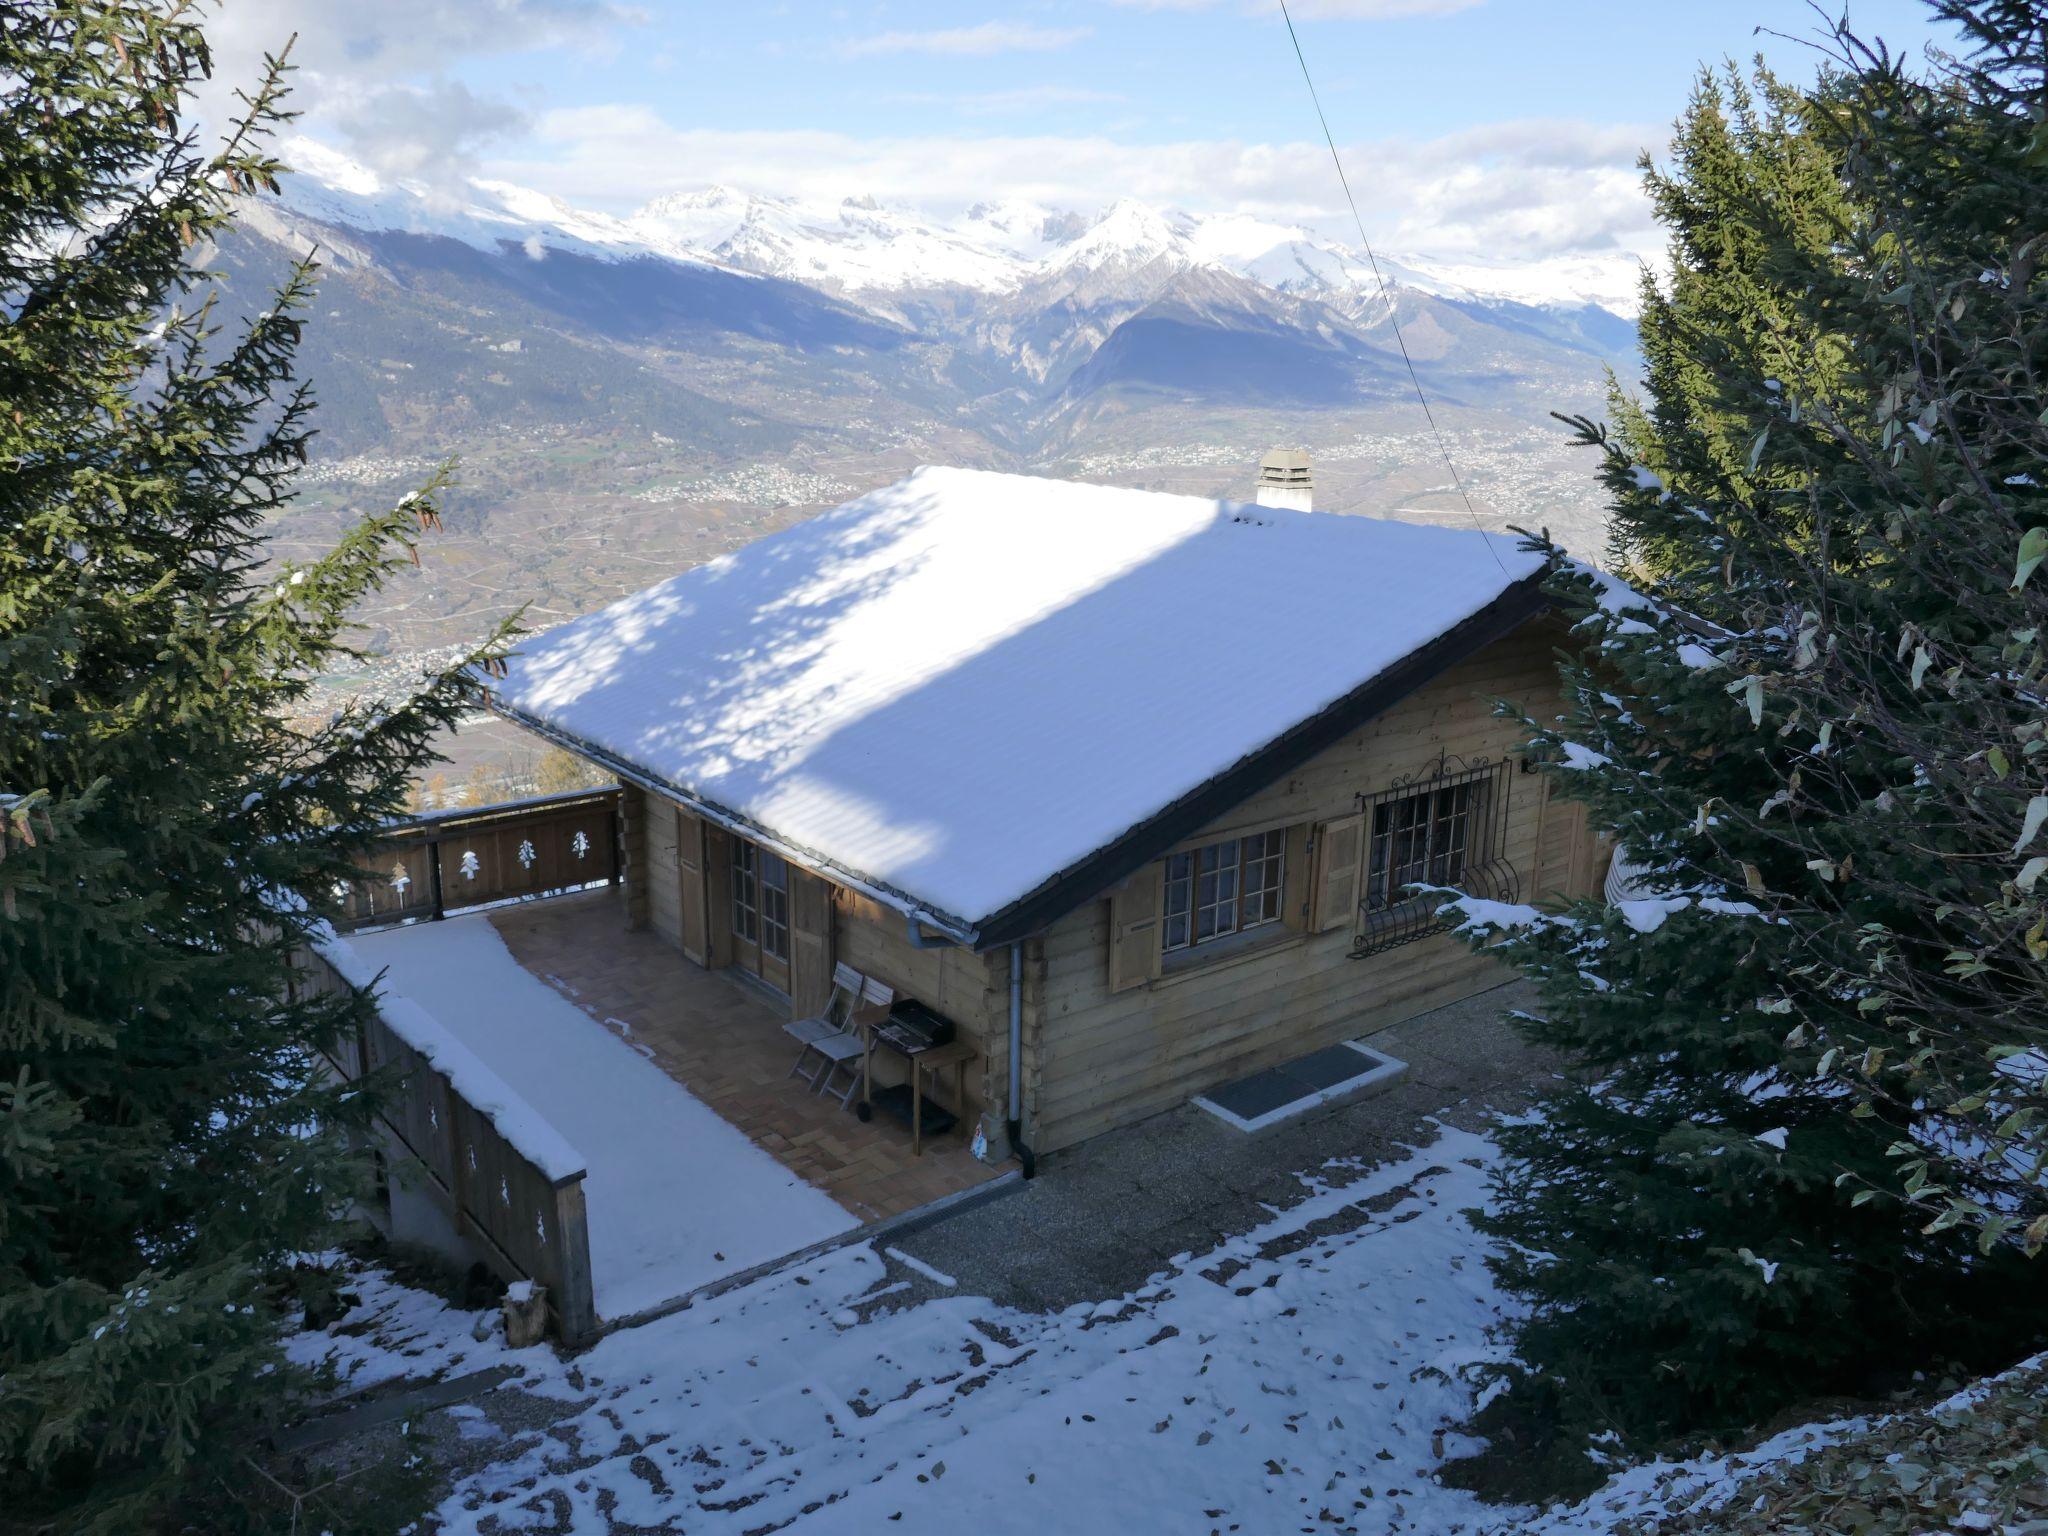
[489,467,1547,934]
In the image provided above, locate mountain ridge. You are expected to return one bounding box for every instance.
[271,136,1649,321]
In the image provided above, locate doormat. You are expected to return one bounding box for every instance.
[1192,1041,1407,1133]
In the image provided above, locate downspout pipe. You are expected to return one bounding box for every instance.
[1007,941,1035,1179]
[903,913,959,949]
[899,919,1034,1176]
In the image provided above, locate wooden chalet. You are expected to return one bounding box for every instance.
[484,466,1604,1167]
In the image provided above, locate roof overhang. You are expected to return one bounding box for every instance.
[487,569,1554,956]
[967,571,1555,951]
[481,695,984,946]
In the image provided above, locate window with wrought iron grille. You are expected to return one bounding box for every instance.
[1365,779,1487,911]
[1352,756,1519,958]
[1162,830,1285,953]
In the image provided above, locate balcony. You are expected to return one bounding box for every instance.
[325,794,1006,1332]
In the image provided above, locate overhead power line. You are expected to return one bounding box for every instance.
[1275,0,1512,578]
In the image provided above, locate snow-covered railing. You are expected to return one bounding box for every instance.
[331,787,621,930]
[298,928,598,1343]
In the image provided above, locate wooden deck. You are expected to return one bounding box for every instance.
[484,887,1005,1224]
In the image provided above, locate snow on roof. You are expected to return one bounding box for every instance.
[491,467,1546,930]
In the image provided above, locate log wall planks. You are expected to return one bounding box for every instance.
[1025,619,1593,1154]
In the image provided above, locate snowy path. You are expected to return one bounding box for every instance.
[382,1124,1519,1534]
[350,914,855,1319]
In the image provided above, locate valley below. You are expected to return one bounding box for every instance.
[240,149,1634,798]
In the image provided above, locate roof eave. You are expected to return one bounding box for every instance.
[481,697,983,946]
[966,572,1555,952]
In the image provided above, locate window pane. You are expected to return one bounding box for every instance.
[1161,852,1193,952]
[1242,829,1283,926]
[1368,805,1393,908]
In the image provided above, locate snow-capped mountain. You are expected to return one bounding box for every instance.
[270,136,1646,320]
[629,186,1023,298]
[224,136,1638,659]
[236,132,1644,493]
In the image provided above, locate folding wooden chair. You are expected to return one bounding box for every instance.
[818,976,895,1109]
[786,962,863,1088]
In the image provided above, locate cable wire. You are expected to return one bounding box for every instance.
[1276,0,1511,577]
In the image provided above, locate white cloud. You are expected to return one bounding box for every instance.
[487,108,1664,263]
[1256,0,1485,14]
[1107,0,1484,15]
[886,85,1129,116]
[195,0,640,185]
[841,22,1093,57]
[329,80,530,181]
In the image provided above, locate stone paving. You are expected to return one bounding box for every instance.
[482,885,1552,1299]
[484,887,1004,1225]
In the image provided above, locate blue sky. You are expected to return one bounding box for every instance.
[208,1,1964,262]
[472,2,1951,147]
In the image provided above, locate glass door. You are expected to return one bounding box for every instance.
[729,838,791,994]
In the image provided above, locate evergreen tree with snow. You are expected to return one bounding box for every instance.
[1451,0,2048,1476]
[1607,60,1861,596]
[0,5,504,1527]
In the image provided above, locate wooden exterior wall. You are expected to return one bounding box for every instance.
[619,786,1003,1137]
[599,615,1600,1161]
[836,892,1006,1137]
[1024,618,1598,1155]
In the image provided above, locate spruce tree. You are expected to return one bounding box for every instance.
[1449,0,2047,1475]
[1,4,504,1528]
[1607,60,1860,598]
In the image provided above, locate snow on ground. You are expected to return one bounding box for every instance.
[350,914,856,1319]
[1516,1413,1869,1536]
[285,1263,518,1396]
[326,1125,1525,1534]
[298,1122,2044,1536]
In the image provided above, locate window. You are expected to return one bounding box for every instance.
[731,841,791,961]
[1162,830,1285,954]
[731,841,759,944]
[758,849,790,962]
[1365,779,1485,911]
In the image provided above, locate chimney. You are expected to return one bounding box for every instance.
[1253,447,1313,512]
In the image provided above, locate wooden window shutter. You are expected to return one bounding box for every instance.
[787,868,835,1018]
[1309,812,1366,934]
[1281,821,1312,932]
[1107,862,1165,993]
[702,824,734,967]
[674,808,710,965]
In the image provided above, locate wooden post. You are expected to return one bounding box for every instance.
[428,834,446,921]
[619,786,650,931]
[550,1178,598,1343]
[607,805,621,887]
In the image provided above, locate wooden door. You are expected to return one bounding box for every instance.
[675,809,709,965]
[787,868,834,1018]
[1533,779,1599,902]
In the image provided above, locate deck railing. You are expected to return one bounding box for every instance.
[296,939,599,1343]
[332,787,621,931]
